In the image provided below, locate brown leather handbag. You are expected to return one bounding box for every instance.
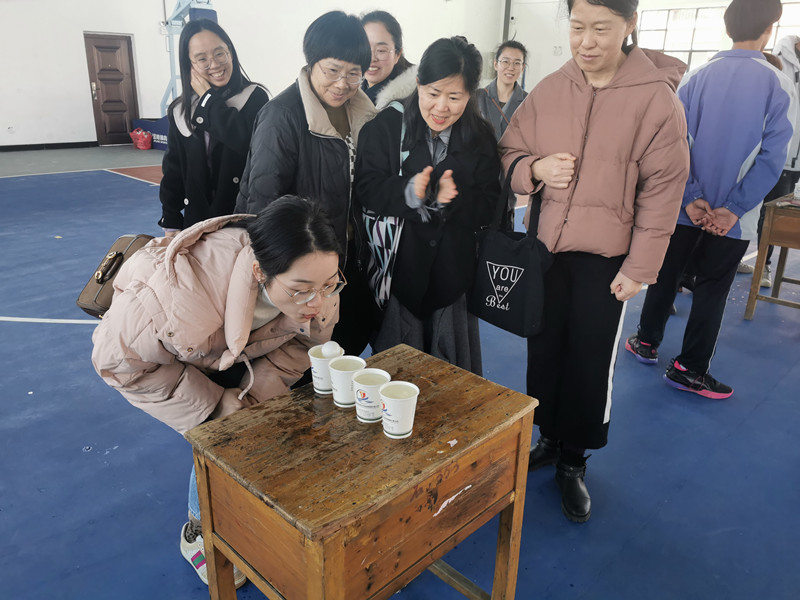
[76,234,153,318]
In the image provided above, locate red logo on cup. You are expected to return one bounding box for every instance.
[356,390,368,400]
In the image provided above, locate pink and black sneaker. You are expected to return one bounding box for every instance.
[663,359,733,399]
[625,333,658,365]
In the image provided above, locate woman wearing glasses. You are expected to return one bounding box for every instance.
[354,36,501,374]
[92,196,344,588]
[477,41,528,141]
[159,19,267,233]
[360,11,417,108]
[236,11,376,356]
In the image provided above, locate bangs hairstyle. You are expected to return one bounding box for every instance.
[403,36,494,147]
[724,0,782,43]
[303,11,372,75]
[360,10,414,81]
[247,196,341,281]
[175,19,250,130]
[566,0,639,47]
[495,39,528,63]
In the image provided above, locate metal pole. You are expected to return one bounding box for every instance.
[502,0,512,41]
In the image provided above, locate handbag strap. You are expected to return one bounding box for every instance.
[388,100,408,173]
[492,155,543,232]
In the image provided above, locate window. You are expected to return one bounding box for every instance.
[638,3,800,71]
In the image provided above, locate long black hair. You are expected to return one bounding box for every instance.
[403,36,494,147]
[247,196,341,281]
[360,10,414,81]
[566,0,639,48]
[174,19,251,130]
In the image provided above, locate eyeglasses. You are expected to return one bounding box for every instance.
[272,270,348,305]
[372,47,396,62]
[497,58,524,69]
[191,49,230,71]
[319,65,364,86]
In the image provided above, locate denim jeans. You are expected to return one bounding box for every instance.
[188,465,200,521]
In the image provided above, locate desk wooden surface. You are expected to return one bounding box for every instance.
[186,344,537,600]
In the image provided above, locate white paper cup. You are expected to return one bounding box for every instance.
[380,381,420,439]
[308,344,344,395]
[328,356,367,408]
[352,368,391,423]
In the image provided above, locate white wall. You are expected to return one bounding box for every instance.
[2,0,505,147]
[2,0,171,146]
[509,0,734,90]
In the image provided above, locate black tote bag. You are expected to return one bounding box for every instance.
[468,155,553,337]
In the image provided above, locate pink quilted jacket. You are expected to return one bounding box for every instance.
[499,47,690,284]
[91,214,338,433]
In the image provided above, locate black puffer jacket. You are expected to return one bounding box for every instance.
[354,106,501,317]
[235,69,376,261]
[159,84,268,229]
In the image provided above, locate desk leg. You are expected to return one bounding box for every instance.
[491,412,534,600]
[773,247,789,297]
[745,212,774,320]
[193,452,238,600]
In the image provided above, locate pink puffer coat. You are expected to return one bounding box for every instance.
[91,214,338,434]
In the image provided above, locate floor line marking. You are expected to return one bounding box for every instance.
[105,169,160,185]
[0,165,161,179]
[0,316,98,325]
[742,250,758,262]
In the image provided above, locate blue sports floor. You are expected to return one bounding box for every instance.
[1,156,799,599]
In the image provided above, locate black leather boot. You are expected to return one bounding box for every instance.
[528,436,560,471]
[555,459,591,523]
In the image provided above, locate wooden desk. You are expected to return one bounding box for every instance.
[186,344,537,600]
[744,197,800,320]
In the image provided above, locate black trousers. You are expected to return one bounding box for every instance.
[527,252,626,450]
[638,225,748,374]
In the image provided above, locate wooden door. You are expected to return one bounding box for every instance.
[84,34,139,145]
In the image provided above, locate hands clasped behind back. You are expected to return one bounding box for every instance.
[685,199,738,236]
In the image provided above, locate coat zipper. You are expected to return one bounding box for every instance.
[550,87,596,250]
[309,131,355,266]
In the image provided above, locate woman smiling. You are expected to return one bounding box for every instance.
[355,36,501,374]
[235,11,377,357]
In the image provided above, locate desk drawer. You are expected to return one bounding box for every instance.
[340,426,521,598]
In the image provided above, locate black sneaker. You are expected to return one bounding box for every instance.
[625,333,658,365]
[663,359,733,399]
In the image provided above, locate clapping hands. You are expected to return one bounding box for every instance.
[414,166,459,205]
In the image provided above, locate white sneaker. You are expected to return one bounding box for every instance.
[180,521,247,588]
[760,266,772,288]
[737,261,755,274]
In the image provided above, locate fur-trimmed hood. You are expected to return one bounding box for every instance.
[375,66,418,110]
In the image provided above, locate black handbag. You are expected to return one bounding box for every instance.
[468,155,553,337]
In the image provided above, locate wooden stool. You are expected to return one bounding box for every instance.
[744,197,800,320]
[186,344,537,600]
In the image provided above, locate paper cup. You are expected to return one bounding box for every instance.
[352,368,391,423]
[328,356,367,408]
[380,381,419,439]
[308,344,344,395]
